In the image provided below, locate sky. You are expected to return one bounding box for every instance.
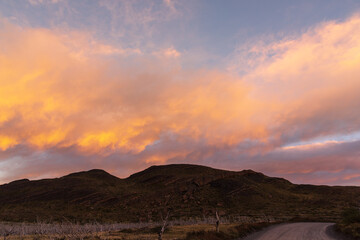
[1,0,360,185]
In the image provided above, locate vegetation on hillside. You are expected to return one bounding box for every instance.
[0,164,359,223]
[335,207,360,239]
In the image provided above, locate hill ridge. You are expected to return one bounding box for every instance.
[0,164,359,223]
[62,169,119,180]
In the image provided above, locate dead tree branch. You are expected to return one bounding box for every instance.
[158,210,170,240]
[215,211,220,233]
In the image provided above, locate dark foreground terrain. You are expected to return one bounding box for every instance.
[1,164,360,223]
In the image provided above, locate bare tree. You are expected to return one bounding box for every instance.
[158,210,170,240]
[215,211,220,233]
[0,225,14,240]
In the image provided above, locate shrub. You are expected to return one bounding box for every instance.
[342,207,360,224]
[183,222,271,240]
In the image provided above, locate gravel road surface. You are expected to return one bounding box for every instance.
[241,222,350,240]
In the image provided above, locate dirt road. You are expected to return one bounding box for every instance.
[241,222,349,240]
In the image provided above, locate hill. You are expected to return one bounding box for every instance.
[0,164,359,223]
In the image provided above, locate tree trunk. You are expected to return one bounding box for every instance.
[158,211,170,240]
[215,211,220,233]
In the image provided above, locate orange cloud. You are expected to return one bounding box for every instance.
[281,140,343,151]
[0,20,265,157]
[0,136,18,151]
[239,15,360,146]
[2,14,360,184]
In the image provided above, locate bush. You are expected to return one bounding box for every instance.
[342,207,360,224]
[183,222,271,240]
[335,207,360,239]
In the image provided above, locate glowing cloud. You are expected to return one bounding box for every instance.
[0,20,263,156]
[1,13,360,185]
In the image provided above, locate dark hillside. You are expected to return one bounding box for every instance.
[0,164,359,223]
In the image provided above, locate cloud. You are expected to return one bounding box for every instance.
[98,0,185,46]
[153,46,181,58]
[0,20,261,171]
[250,140,360,185]
[1,14,360,185]
[254,15,360,146]
[223,15,360,150]
[28,0,62,5]
[163,0,180,14]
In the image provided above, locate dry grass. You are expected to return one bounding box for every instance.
[1,223,264,240]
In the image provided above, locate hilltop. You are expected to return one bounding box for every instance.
[0,164,359,223]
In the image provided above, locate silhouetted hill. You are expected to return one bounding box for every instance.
[64,169,120,181]
[0,164,359,223]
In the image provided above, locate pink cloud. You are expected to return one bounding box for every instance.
[1,14,360,185]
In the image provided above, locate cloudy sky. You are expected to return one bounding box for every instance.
[1,0,360,185]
